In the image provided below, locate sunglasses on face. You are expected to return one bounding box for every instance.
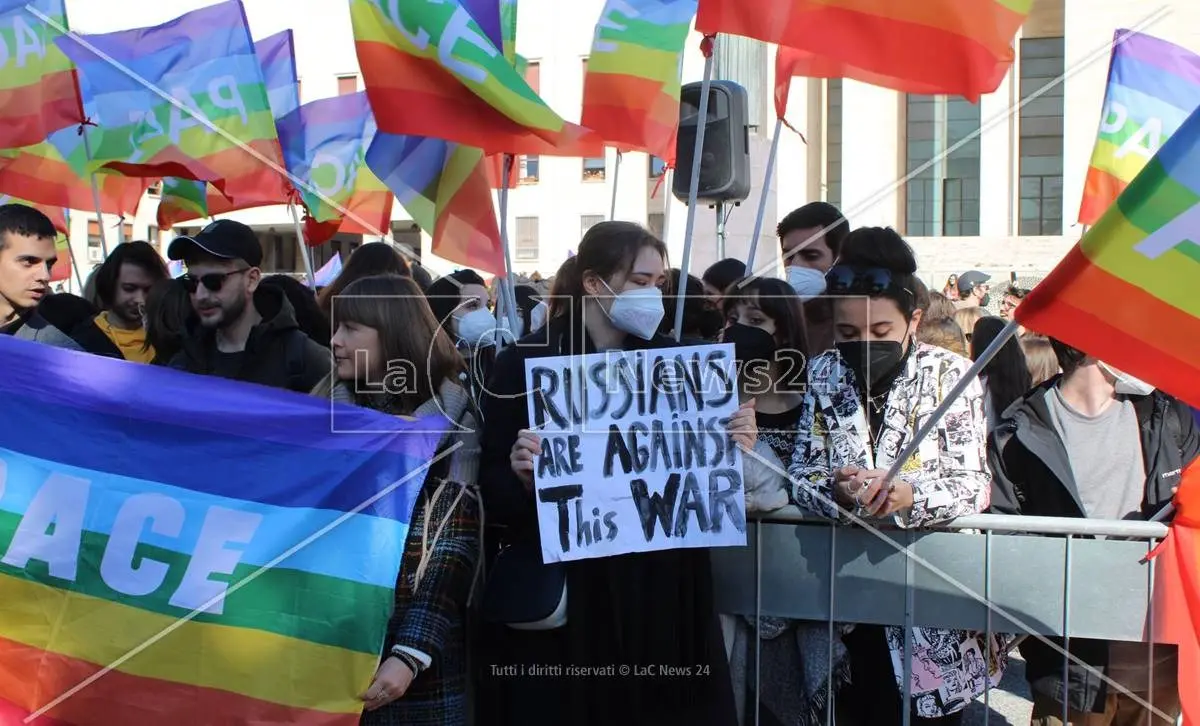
[180,268,248,293]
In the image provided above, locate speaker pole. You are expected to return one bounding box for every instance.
[715,202,726,259]
[672,34,717,342]
[746,116,784,274]
[609,149,622,221]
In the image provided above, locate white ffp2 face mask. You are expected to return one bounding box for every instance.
[455,308,499,348]
[602,282,664,340]
[1099,361,1156,396]
[530,300,548,331]
[786,266,827,299]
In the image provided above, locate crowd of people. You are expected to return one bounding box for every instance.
[1,199,1195,726]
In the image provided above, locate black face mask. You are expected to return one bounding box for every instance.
[978,293,992,308]
[696,308,725,341]
[836,339,905,390]
[724,323,778,366]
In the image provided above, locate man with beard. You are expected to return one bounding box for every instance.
[70,240,169,362]
[0,203,58,336]
[166,220,330,392]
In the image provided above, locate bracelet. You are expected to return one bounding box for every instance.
[389,647,424,676]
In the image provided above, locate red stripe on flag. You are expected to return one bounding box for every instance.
[0,637,358,726]
[700,2,1016,99]
[0,155,144,214]
[1078,166,1126,227]
[1149,462,1200,725]
[0,70,84,150]
[1016,245,1200,408]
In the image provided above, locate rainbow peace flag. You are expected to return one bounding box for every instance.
[697,0,1030,100]
[0,335,446,726]
[1017,102,1200,408]
[351,0,598,156]
[1078,30,1200,226]
[156,30,300,227]
[278,92,375,226]
[52,0,284,200]
[366,132,503,275]
[581,0,696,161]
[0,0,84,151]
[276,93,395,245]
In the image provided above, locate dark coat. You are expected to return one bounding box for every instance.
[168,285,330,393]
[348,381,481,726]
[477,315,738,726]
[988,377,1200,712]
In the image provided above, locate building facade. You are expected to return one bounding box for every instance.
[57,0,1200,291]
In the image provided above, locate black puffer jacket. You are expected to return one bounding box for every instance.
[168,285,330,393]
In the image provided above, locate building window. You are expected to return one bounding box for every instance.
[1018,37,1065,236]
[580,214,604,238]
[648,155,666,178]
[904,94,981,237]
[337,74,358,96]
[715,35,766,129]
[86,220,100,248]
[825,80,842,210]
[147,181,162,197]
[647,212,665,239]
[515,216,539,260]
[521,61,540,183]
[583,157,606,181]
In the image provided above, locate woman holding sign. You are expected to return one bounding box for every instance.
[787,228,1003,725]
[477,221,753,726]
[311,274,482,726]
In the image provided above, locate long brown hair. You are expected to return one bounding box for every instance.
[317,274,463,414]
[317,242,411,316]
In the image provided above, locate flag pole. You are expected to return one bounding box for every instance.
[79,129,110,259]
[746,117,784,272]
[878,319,1021,489]
[497,154,521,343]
[660,167,673,243]
[609,149,622,220]
[672,34,717,341]
[288,203,316,288]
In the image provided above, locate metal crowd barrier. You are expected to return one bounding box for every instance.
[711,510,1178,726]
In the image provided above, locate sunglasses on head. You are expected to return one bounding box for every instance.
[180,268,248,293]
[824,265,900,295]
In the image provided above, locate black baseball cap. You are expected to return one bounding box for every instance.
[167,219,262,268]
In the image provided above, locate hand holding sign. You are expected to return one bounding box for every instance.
[510,429,543,491]
[727,399,758,450]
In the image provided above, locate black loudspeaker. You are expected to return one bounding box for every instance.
[672,80,751,205]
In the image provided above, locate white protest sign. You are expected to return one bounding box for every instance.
[524,343,747,563]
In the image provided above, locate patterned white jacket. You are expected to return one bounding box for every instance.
[787,341,1006,718]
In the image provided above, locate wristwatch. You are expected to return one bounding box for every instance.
[389,646,426,676]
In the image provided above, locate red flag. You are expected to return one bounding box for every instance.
[1149,460,1200,725]
[701,0,1031,101]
